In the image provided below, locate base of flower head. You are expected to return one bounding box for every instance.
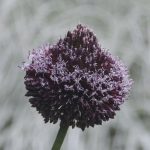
[25,71,121,131]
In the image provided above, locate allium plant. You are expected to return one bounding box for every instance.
[21,24,132,150]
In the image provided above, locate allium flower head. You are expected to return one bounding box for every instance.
[22,24,132,130]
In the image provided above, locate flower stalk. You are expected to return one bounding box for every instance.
[52,125,69,150]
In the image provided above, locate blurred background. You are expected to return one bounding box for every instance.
[0,0,150,150]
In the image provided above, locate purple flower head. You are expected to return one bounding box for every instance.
[22,24,132,130]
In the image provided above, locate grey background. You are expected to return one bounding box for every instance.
[0,0,150,150]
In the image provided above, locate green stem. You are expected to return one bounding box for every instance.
[51,125,69,150]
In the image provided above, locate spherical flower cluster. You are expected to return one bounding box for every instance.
[22,24,132,130]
